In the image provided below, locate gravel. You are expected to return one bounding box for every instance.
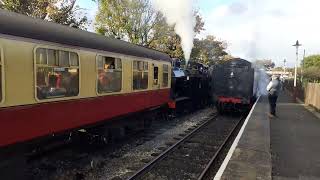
[27,107,215,180]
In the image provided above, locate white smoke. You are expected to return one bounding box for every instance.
[253,63,270,96]
[152,0,196,62]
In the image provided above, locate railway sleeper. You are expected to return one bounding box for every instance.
[153,159,204,175]
[168,149,216,163]
[146,167,197,180]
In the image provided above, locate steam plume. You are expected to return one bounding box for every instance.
[253,64,270,96]
[152,0,196,62]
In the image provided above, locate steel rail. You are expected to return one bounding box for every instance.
[127,113,218,180]
[197,116,244,180]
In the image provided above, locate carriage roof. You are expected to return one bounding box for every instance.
[0,9,171,62]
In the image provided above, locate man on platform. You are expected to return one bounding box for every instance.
[267,75,281,117]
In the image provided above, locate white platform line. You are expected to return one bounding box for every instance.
[213,96,261,180]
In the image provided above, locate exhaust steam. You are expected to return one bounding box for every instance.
[152,0,196,63]
[253,64,270,96]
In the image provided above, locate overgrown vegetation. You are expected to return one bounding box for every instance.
[302,55,320,82]
[0,0,88,29]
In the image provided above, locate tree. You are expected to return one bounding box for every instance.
[0,0,88,29]
[95,0,162,46]
[303,66,320,82]
[302,55,320,69]
[190,35,227,65]
[149,12,205,60]
[301,55,320,81]
[253,59,275,69]
[95,0,205,59]
[221,54,234,61]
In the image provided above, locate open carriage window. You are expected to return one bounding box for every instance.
[133,61,148,90]
[162,64,169,87]
[35,48,79,100]
[97,56,122,93]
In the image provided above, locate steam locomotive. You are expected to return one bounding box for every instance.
[170,59,210,114]
[210,58,258,113]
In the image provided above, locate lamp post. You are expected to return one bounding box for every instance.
[292,40,302,101]
[283,58,286,74]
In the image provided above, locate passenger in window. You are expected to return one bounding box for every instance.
[98,70,112,92]
[61,71,72,95]
[48,73,58,88]
[46,72,66,97]
[69,72,79,96]
[55,73,62,88]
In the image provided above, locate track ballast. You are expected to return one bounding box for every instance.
[128,114,244,180]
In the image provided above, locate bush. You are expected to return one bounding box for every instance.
[303,67,320,82]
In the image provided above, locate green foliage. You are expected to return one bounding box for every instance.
[190,35,227,65]
[95,0,161,45]
[149,12,205,60]
[0,0,52,18]
[0,0,88,29]
[95,0,208,60]
[303,66,320,82]
[302,55,320,68]
[300,55,320,82]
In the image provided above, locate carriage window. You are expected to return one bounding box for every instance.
[97,56,122,93]
[70,52,79,66]
[36,48,47,64]
[35,48,79,100]
[0,51,2,102]
[48,49,58,66]
[59,51,70,67]
[153,66,159,85]
[133,61,148,90]
[162,64,169,87]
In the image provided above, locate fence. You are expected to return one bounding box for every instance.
[284,80,320,110]
[284,79,305,101]
[305,83,320,111]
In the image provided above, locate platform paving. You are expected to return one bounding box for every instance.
[271,92,320,180]
[220,96,272,180]
[219,91,320,180]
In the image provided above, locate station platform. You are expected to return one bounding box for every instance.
[215,91,320,180]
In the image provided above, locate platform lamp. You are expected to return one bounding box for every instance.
[283,59,286,74]
[292,40,302,101]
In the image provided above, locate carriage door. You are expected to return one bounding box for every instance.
[153,64,160,89]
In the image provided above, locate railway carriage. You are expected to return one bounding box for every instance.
[0,9,172,154]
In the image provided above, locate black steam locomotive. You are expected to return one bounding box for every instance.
[170,59,210,114]
[210,58,258,113]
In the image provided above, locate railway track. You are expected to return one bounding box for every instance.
[127,114,243,180]
[27,108,216,179]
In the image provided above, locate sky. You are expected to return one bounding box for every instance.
[76,0,320,67]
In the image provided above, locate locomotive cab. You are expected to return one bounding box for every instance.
[169,59,210,114]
